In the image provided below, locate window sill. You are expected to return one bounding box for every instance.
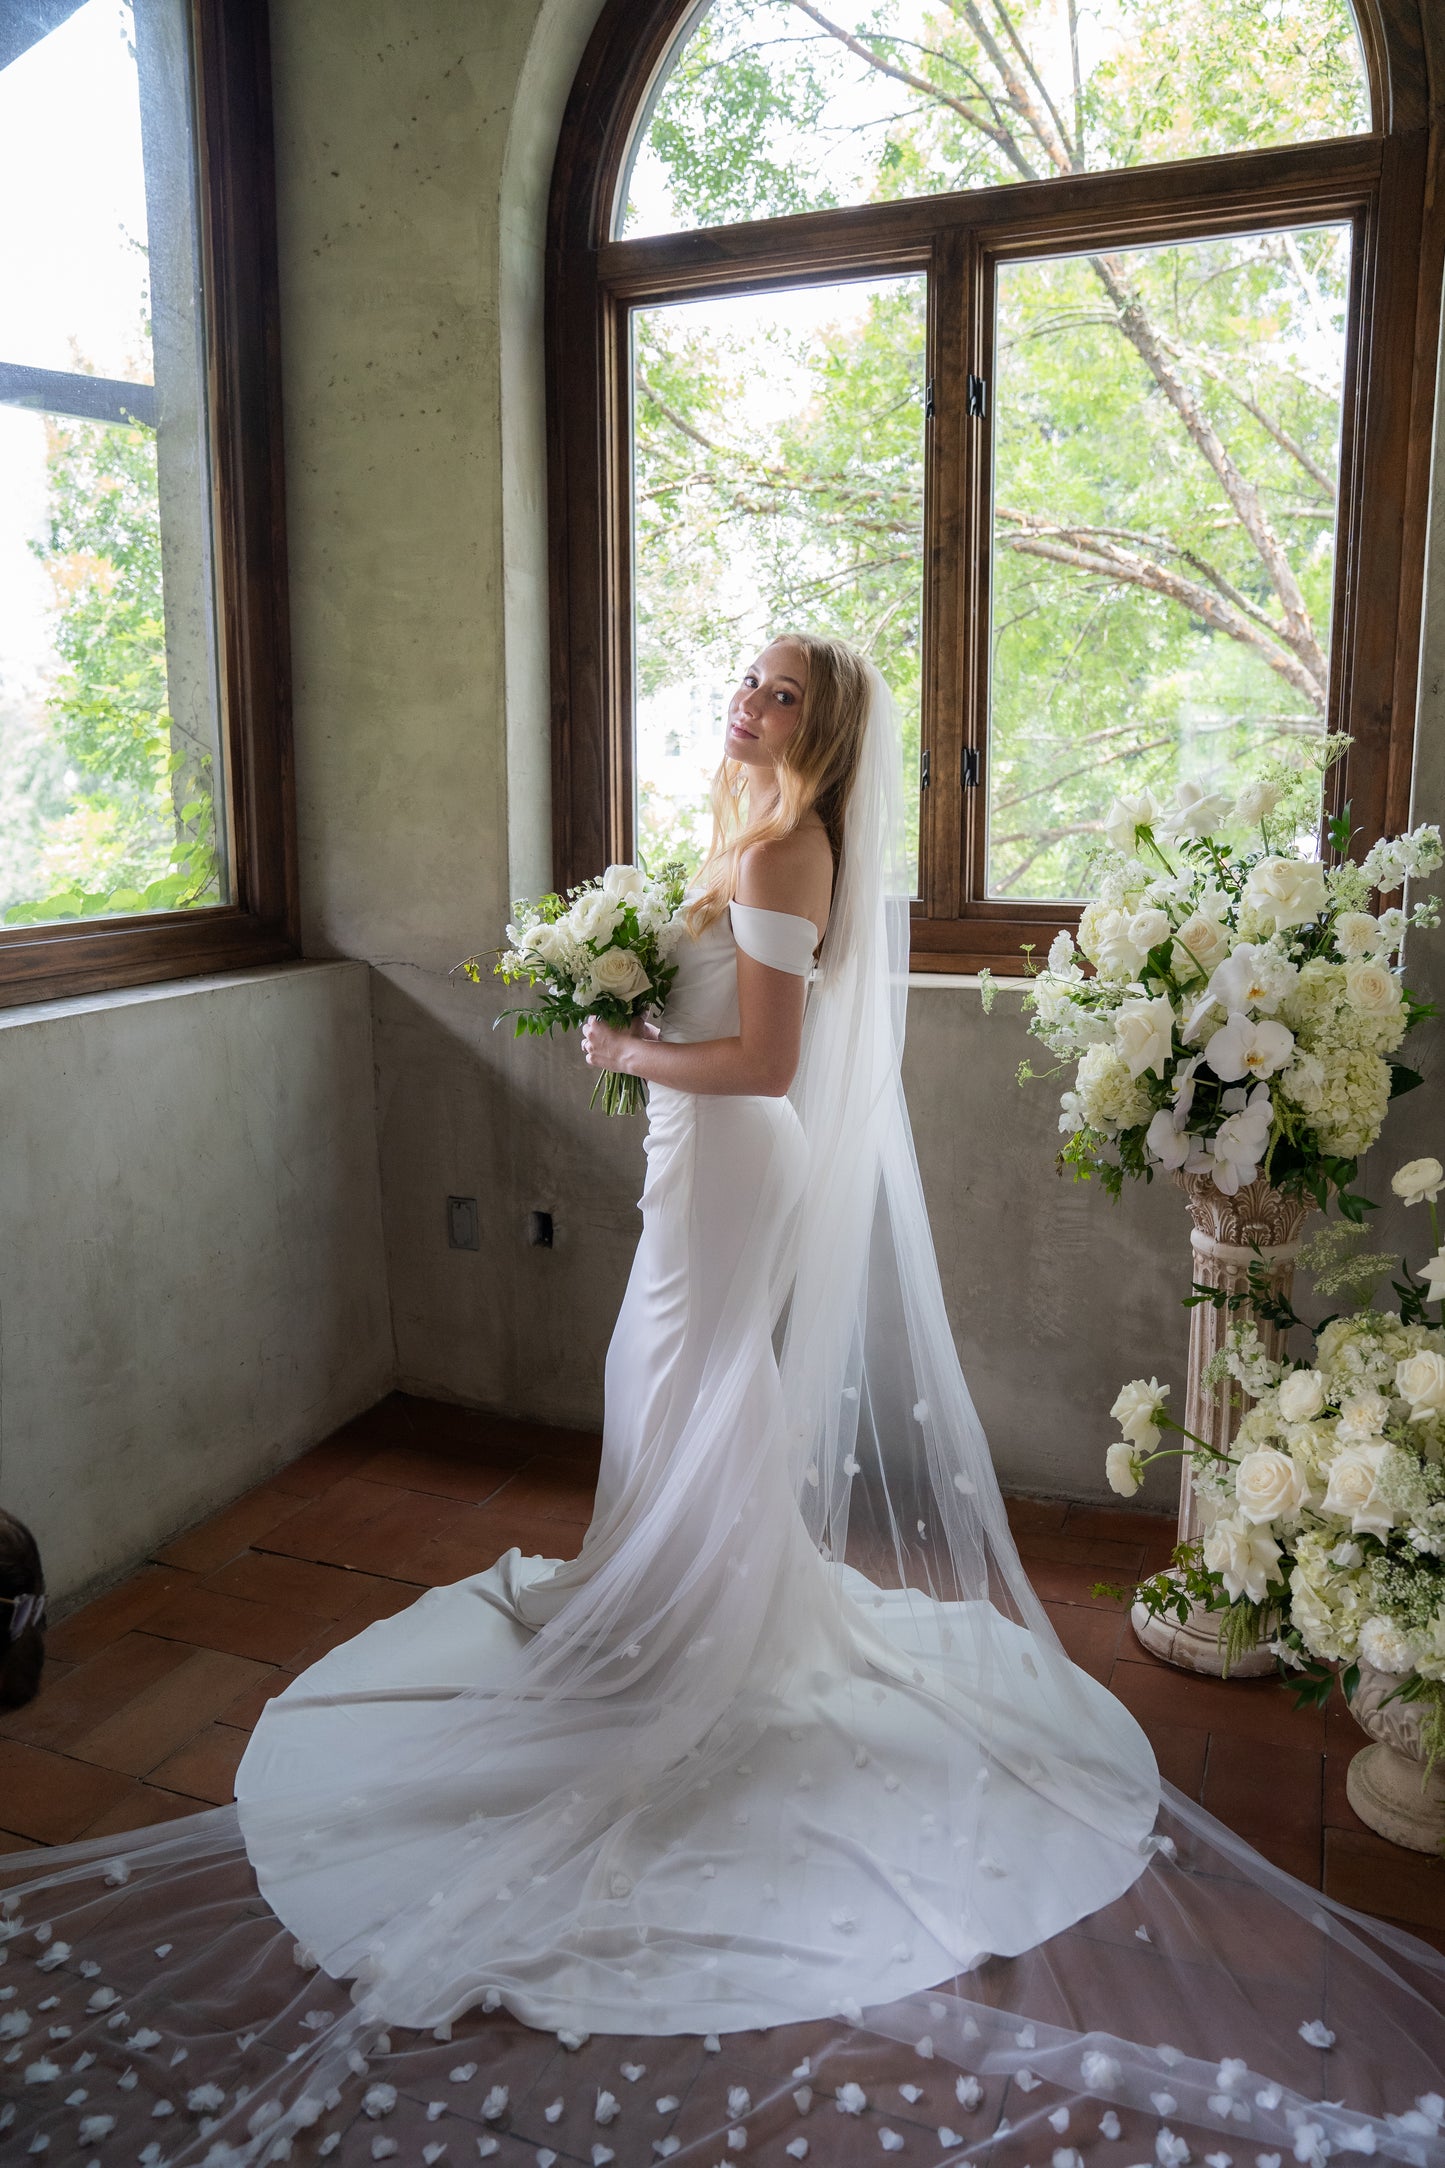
[0,956,362,1034]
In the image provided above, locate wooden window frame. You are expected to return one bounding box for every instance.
[547,0,1445,974]
[0,0,298,1011]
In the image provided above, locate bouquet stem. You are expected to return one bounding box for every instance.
[590,1068,648,1117]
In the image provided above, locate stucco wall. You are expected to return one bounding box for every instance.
[266,0,1445,1517]
[0,962,393,1602]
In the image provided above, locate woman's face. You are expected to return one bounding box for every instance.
[724,641,809,771]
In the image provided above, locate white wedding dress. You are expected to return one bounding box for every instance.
[4,667,1445,2167]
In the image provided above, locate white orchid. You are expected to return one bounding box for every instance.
[1145,1105,1191,1171]
[1206,1085,1273,1194]
[1202,942,1298,1016]
[1202,1012,1295,1085]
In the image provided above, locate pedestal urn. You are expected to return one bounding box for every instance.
[1345,1662,1445,1852]
[1130,1170,1312,1676]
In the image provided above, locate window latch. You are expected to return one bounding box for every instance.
[920,749,931,789]
[966,374,988,419]
[963,747,981,787]
[924,378,935,418]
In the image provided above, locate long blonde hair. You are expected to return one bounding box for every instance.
[685,633,873,936]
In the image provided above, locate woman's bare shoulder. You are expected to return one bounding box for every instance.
[735,823,833,932]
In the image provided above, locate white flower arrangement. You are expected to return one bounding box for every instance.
[1019,758,1441,1212]
[458,861,690,1114]
[1105,1158,1445,1761]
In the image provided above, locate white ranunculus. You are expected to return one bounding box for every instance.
[1358,1615,1416,1674]
[1333,911,1383,960]
[1392,1156,1445,1206]
[586,947,652,1003]
[1320,1441,1394,1539]
[1396,1350,1445,1421]
[1233,1447,1307,1526]
[601,863,648,905]
[1202,1515,1281,1603]
[569,889,624,945]
[1277,1369,1326,1424]
[1336,1390,1389,1444]
[1233,778,1283,825]
[1243,856,1329,934]
[1160,781,1232,841]
[1204,942,1298,1016]
[1111,1377,1169,1449]
[1105,1442,1144,1498]
[1202,1011,1295,1084]
[1343,958,1400,1017]
[1103,791,1160,856]
[1145,1105,1191,1170]
[1114,993,1176,1081]
[1170,911,1231,981]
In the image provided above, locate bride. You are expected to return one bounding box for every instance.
[3,634,1444,2167]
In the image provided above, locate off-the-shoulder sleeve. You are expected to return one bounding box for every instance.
[729,900,819,977]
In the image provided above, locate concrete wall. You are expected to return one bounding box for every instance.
[0,962,393,1602]
[265,0,1445,1517]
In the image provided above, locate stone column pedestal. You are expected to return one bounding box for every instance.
[1345,1662,1445,1852]
[1131,1171,1311,1677]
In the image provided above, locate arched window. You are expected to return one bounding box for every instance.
[548,0,1441,971]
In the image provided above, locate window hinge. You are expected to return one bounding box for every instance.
[963,746,981,788]
[924,377,935,418]
[966,374,988,419]
[920,748,931,789]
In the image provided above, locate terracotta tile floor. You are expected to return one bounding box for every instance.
[3,1391,1440,1949]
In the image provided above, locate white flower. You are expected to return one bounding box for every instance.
[601,863,647,905]
[1337,1391,1389,1443]
[1277,1369,1326,1424]
[1145,1105,1191,1171]
[1112,1377,1169,1449]
[1202,1515,1281,1603]
[1115,993,1176,1081]
[1392,1157,1445,1206]
[1171,910,1232,981]
[1204,944,1299,1017]
[1343,958,1400,1017]
[568,889,624,946]
[1161,781,1232,840]
[1074,1043,1152,1133]
[1103,791,1161,855]
[586,947,651,1003]
[1396,1351,1445,1420]
[1359,1615,1416,1673]
[1321,1442,1394,1539]
[1106,1442,1145,1497]
[1376,906,1409,955]
[528,920,579,975]
[1093,907,1169,978]
[1423,1251,1445,1303]
[1278,1051,1325,1113]
[836,2084,867,2115]
[1208,1085,1273,1195]
[1203,1012,1295,1084]
[1298,2021,1336,2050]
[1244,856,1329,933]
[1233,1448,1307,1526]
[1234,778,1283,825]
[1334,911,1384,959]
[1047,929,1078,974]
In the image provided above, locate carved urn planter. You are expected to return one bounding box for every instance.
[1345,1663,1445,1853]
[1130,1170,1312,1677]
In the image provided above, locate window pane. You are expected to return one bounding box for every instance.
[985,224,1350,900]
[0,0,227,930]
[621,0,1367,238]
[632,276,925,888]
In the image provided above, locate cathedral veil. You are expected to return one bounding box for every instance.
[4,665,1445,2167]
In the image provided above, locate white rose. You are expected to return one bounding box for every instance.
[1276,1369,1326,1424]
[1170,911,1231,981]
[569,889,624,945]
[1202,1515,1281,1603]
[1242,856,1329,934]
[528,921,578,973]
[1396,1350,1445,1421]
[1233,779,1283,825]
[1358,1615,1417,1674]
[1392,1156,1445,1206]
[586,947,652,1003]
[1105,1442,1144,1498]
[1320,1441,1394,1539]
[1160,781,1232,841]
[1127,907,1171,956]
[601,863,647,905]
[1233,1447,1307,1526]
[1333,911,1383,960]
[1114,993,1176,1081]
[1111,1377,1169,1449]
[1343,958,1400,1017]
[1103,791,1160,856]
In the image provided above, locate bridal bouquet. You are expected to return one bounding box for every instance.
[459,861,689,1114]
[1106,1156,1445,1756]
[1019,765,1442,1215]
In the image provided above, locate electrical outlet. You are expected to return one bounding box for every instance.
[447,1196,479,1250]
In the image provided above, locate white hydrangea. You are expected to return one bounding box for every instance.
[1074,1043,1152,1135]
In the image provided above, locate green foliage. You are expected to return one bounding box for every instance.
[1096,1539,1280,1676]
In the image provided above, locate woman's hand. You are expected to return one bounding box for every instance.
[581,1014,659,1074]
